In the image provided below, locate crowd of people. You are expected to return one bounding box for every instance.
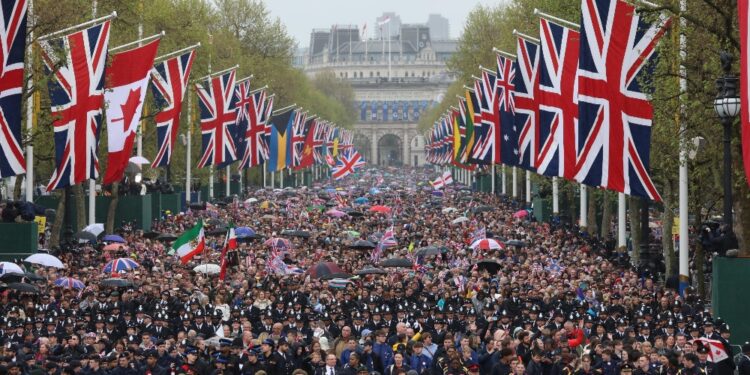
[0,167,748,375]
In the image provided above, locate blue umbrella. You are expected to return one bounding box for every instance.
[235,227,255,238]
[54,277,85,290]
[102,258,139,274]
[102,234,126,243]
[354,197,369,204]
[431,191,444,197]
[369,188,381,195]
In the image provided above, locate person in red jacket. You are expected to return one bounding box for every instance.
[565,321,585,349]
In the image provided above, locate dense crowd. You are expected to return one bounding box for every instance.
[0,167,748,375]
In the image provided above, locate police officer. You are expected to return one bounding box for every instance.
[738,342,750,375]
[678,354,706,375]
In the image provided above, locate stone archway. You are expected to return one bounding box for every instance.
[352,133,371,162]
[377,134,403,166]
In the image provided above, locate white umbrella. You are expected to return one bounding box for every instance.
[82,223,105,236]
[0,262,23,275]
[193,264,221,274]
[442,207,457,214]
[451,216,469,225]
[24,254,65,269]
[245,198,258,203]
[128,156,150,165]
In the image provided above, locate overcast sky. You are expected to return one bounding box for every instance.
[264,0,507,47]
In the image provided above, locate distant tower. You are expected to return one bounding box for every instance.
[427,14,449,40]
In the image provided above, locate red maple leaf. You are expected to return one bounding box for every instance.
[112,88,142,130]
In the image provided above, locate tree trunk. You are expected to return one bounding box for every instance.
[600,190,613,239]
[106,183,119,234]
[629,196,642,264]
[73,184,86,231]
[49,190,66,249]
[13,176,23,200]
[661,180,676,279]
[587,190,598,237]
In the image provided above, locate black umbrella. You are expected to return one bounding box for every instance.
[354,267,388,275]
[379,258,413,268]
[156,233,179,242]
[75,231,97,243]
[5,282,39,294]
[143,231,161,239]
[207,218,227,226]
[206,228,228,236]
[100,278,134,288]
[472,259,502,274]
[349,240,376,250]
[0,272,44,283]
[281,230,311,238]
[415,246,442,257]
[505,240,526,247]
[472,206,493,213]
[347,211,364,217]
[306,262,349,280]
[459,196,473,202]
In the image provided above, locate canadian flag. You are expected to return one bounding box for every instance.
[692,338,729,363]
[103,39,161,184]
[219,226,237,281]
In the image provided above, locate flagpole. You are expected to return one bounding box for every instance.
[618,192,626,248]
[270,171,274,189]
[580,184,587,230]
[677,0,689,292]
[186,94,192,204]
[154,43,201,63]
[552,177,559,217]
[25,0,34,203]
[388,21,391,82]
[226,167,230,197]
[88,1,101,226]
[512,167,518,199]
[525,170,531,208]
[491,163,495,194]
[38,11,117,41]
[209,167,214,199]
[501,165,506,195]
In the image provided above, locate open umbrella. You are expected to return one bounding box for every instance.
[326,209,346,218]
[235,227,255,238]
[281,229,311,238]
[354,267,388,275]
[54,277,85,289]
[261,214,276,220]
[451,216,469,225]
[307,262,348,280]
[379,258,413,268]
[354,197,369,204]
[347,211,364,217]
[24,254,65,269]
[473,206,493,213]
[0,262,23,275]
[143,231,161,239]
[100,278,133,288]
[470,238,504,251]
[472,259,502,273]
[128,156,150,165]
[206,228,228,236]
[156,233,179,242]
[193,264,221,274]
[6,282,39,294]
[349,240,376,250]
[431,190,444,197]
[75,231,97,244]
[505,240,526,247]
[264,237,291,249]
[82,223,105,236]
[102,258,139,274]
[245,198,259,204]
[441,207,457,214]
[369,205,391,213]
[103,243,128,251]
[415,246,442,257]
[102,234,126,243]
[513,210,529,219]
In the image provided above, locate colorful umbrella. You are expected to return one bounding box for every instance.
[306,262,348,280]
[470,238,504,251]
[235,227,255,238]
[54,277,85,289]
[369,205,391,213]
[513,210,529,219]
[326,209,346,217]
[354,197,369,204]
[102,258,139,274]
[103,243,128,251]
[24,254,65,269]
[102,234,126,243]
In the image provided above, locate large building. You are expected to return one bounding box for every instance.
[302,13,458,166]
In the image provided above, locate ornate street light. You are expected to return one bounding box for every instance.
[713,52,740,234]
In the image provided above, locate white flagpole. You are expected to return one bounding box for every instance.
[185,94,192,204]
[580,184,587,229]
[501,165,506,195]
[512,167,517,198]
[491,164,495,194]
[618,193,626,249]
[88,1,98,225]
[678,0,689,291]
[209,167,214,199]
[226,167,230,197]
[24,0,34,203]
[280,169,285,188]
[270,171,275,189]
[388,21,391,81]
[525,170,531,207]
[136,0,144,158]
[552,177,559,216]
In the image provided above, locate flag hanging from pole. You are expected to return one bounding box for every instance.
[219,225,237,281]
[238,88,268,169]
[496,53,519,166]
[514,36,540,172]
[0,0,28,178]
[266,107,294,172]
[150,49,196,168]
[196,69,238,168]
[41,20,111,191]
[103,39,161,185]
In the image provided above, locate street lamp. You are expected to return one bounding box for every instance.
[713,51,740,235]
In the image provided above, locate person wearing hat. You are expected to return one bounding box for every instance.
[714,324,735,375]
[183,346,209,375]
[695,344,716,375]
[242,348,266,375]
[738,342,750,375]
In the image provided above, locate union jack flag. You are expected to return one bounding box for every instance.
[261,94,274,158]
[332,148,365,180]
[536,19,579,180]
[576,0,670,200]
[196,69,238,168]
[496,54,518,166]
[514,37,540,172]
[0,0,28,178]
[380,225,398,248]
[41,21,111,191]
[312,120,329,164]
[150,49,196,168]
[289,111,309,169]
[236,83,268,169]
[469,77,494,165]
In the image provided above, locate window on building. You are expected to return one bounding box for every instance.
[377,72,380,77]
[369,71,373,77]
[404,71,408,77]
[411,72,415,77]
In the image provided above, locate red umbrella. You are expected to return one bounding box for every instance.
[369,205,392,213]
[513,210,529,219]
[470,238,504,250]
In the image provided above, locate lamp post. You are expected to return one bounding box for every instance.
[713,52,741,235]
